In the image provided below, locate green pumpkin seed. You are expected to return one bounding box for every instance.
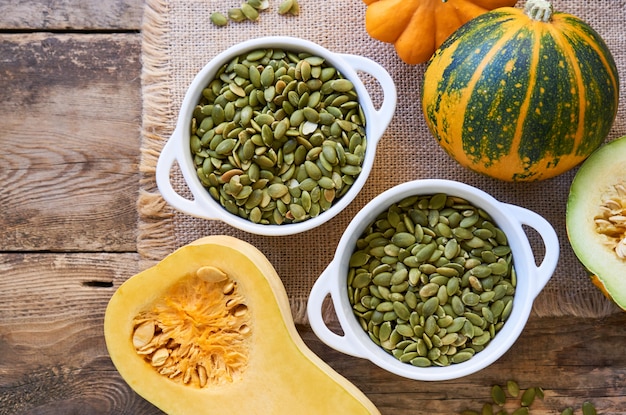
[421,297,440,317]
[278,0,294,14]
[396,324,415,338]
[410,357,432,367]
[210,12,228,26]
[520,387,536,407]
[331,79,354,92]
[391,232,416,248]
[491,385,506,405]
[451,351,473,364]
[227,8,246,22]
[418,282,439,298]
[241,3,259,20]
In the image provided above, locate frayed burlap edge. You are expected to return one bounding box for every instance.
[532,286,620,319]
[137,0,177,271]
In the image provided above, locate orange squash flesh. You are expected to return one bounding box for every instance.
[104,235,380,415]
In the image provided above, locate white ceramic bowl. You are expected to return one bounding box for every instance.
[156,36,396,236]
[307,179,559,381]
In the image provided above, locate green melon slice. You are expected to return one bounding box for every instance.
[567,136,626,311]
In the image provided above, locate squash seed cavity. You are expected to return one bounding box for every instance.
[595,183,626,258]
[131,266,251,387]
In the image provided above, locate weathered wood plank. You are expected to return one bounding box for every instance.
[300,313,626,415]
[0,252,158,414]
[0,33,142,252]
[0,0,143,31]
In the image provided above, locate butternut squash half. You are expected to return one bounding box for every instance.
[104,235,379,415]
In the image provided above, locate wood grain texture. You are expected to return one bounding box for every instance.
[0,253,157,415]
[301,314,626,415]
[0,0,143,31]
[0,33,142,252]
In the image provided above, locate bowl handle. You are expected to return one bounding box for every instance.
[505,204,560,300]
[155,129,219,220]
[339,54,397,142]
[307,263,368,359]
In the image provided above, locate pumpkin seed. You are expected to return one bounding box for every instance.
[506,379,520,397]
[210,12,229,26]
[227,8,246,22]
[520,387,536,407]
[491,385,506,405]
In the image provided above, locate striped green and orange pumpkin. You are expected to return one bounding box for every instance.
[421,0,619,181]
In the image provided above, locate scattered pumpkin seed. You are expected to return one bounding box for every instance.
[506,379,520,397]
[227,7,246,22]
[462,383,599,415]
[520,386,536,406]
[491,385,506,405]
[210,12,229,26]
[279,0,300,15]
[582,402,597,415]
[212,0,298,25]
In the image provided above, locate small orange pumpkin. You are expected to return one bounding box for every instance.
[363,0,518,64]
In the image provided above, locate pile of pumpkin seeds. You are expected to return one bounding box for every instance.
[210,0,299,26]
[191,48,366,225]
[347,193,515,367]
[460,380,598,415]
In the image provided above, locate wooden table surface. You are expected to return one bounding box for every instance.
[1,1,626,414]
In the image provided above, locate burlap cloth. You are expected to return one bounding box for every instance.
[138,0,626,324]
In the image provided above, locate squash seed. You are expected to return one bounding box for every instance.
[210,12,228,26]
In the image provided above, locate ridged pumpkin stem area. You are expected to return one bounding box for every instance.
[421,4,619,181]
[524,0,552,22]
